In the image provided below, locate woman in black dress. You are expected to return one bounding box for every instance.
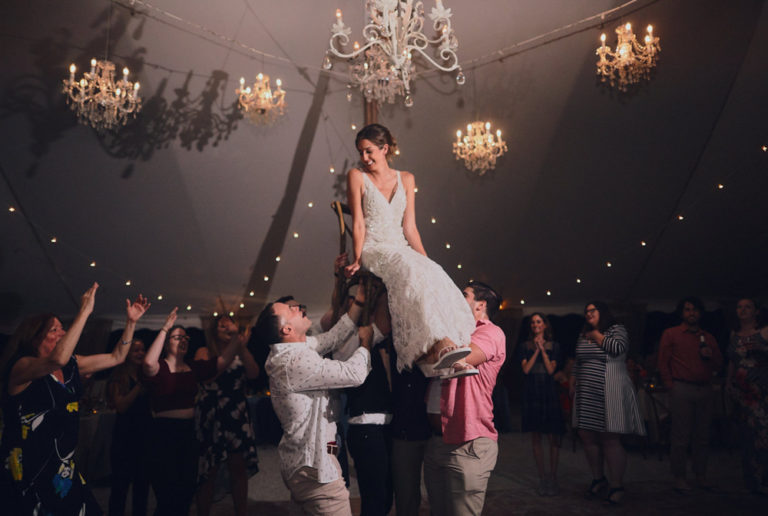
[0,283,150,515]
[519,313,564,496]
[194,314,260,516]
[108,338,152,516]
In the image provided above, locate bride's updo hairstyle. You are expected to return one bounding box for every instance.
[355,123,398,161]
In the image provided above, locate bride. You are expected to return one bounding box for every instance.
[345,123,476,377]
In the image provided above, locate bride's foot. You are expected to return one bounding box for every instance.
[440,360,479,379]
[433,346,471,370]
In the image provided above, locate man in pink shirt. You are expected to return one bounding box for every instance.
[424,281,506,516]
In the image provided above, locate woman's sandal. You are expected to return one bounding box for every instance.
[433,346,471,370]
[585,476,608,499]
[604,486,625,506]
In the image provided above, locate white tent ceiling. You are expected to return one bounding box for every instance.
[1,0,767,330]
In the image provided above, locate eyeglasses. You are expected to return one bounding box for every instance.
[585,308,598,315]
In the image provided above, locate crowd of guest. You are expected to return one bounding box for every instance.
[0,274,766,514]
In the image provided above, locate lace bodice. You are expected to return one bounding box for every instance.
[362,170,408,248]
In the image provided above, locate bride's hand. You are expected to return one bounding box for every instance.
[345,262,360,278]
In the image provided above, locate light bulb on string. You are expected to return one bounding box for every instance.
[445,243,451,249]
[89,261,96,268]
[249,291,255,297]
[606,261,613,268]
[576,278,582,284]
[239,303,245,308]
[50,237,57,243]
[264,275,270,281]
[8,206,16,212]
[677,214,684,221]
[275,256,281,262]
[330,166,335,174]
[546,290,552,296]
[229,311,234,317]
[293,232,299,238]
[717,184,724,190]
[457,263,462,269]
[641,241,647,246]
[186,305,192,311]
[125,280,131,286]
[308,202,314,208]
[213,311,219,317]
[430,217,436,224]
[520,299,525,305]
[157,295,163,300]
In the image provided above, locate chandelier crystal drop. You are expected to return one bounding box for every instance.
[452,121,507,175]
[236,73,286,125]
[62,59,142,131]
[596,23,661,91]
[349,46,409,105]
[328,0,462,107]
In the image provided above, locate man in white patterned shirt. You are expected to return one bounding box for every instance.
[253,287,372,515]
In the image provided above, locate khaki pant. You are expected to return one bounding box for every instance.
[424,436,498,516]
[283,455,352,516]
[670,381,713,480]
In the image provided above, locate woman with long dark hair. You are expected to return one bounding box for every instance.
[142,308,243,516]
[519,313,564,496]
[0,283,150,515]
[570,301,644,505]
[107,338,152,516]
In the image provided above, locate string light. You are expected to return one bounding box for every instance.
[229,311,234,317]
[520,299,525,305]
[50,237,57,243]
[249,290,255,296]
[677,214,684,221]
[641,241,647,246]
[395,149,400,156]
[414,187,418,193]
[8,206,16,212]
[275,256,281,262]
[351,123,357,131]
[546,290,552,296]
[430,217,436,224]
[239,302,245,308]
[293,232,299,238]
[445,243,451,249]
[576,278,582,284]
[213,311,218,317]
[307,202,314,208]
[762,145,767,152]
[717,184,724,190]
[157,295,163,300]
[330,166,335,174]
[125,280,131,286]
[263,275,269,281]
[186,305,192,311]
[89,261,96,267]
[457,263,462,269]
[606,261,613,268]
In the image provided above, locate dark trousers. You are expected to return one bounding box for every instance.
[146,418,198,516]
[108,432,150,516]
[347,424,393,516]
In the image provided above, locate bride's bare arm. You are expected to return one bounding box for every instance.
[401,172,427,256]
[346,168,366,276]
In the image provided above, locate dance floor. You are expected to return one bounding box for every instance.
[91,428,764,515]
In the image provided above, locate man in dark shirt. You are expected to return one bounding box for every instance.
[657,297,723,492]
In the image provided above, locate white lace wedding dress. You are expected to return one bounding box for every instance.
[360,170,475,371]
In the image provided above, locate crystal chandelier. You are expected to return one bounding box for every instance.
[236,73,286,125]
[453,121,507,175]
[596,23,660,91]
[62,58,142,131]
[349,46,409,105]
[327,0,463,107]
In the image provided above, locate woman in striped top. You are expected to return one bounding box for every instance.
[570,301,645,505]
